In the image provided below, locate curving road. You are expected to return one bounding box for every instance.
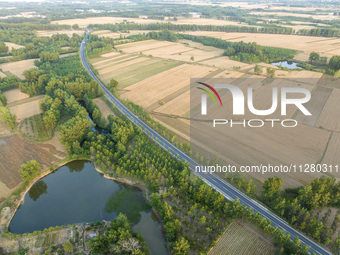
[80,31,332,255]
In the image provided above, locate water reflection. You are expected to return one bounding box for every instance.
[105,189,151,224]
[28,180,47,201]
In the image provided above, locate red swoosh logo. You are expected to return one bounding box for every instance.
[197,82,222,106]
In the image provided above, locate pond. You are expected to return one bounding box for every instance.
[271,61,302,69]
[9,160,167,255]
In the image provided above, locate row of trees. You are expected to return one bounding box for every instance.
[0,106,16,131]
[88,22,340,37]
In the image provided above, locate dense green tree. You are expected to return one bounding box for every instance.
[172,237,190,255]
[19,160,41,182]
[309,52,320,63]
[0,41,8,54]
[254,65,263,75]
[0,106,16,131]
[266,67,275,78]
[62,241,73,254]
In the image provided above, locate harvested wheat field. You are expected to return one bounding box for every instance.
[98,57,149,75]
[316,89,340,132]
[209,220,275,255]
[116,39,224,62]
[0,59,36,79]
[4,42,24,52]
[154,90,190,116]
[91,52,181,87]
[116,39,175,53]
[93,97,115,121]
[0,133,66,203]
[153,71,248,117]
[7,95,45,122]
[182,31,340,60]
[322,132,340,175]
[36,30,84,37]
[201,56,251,70]
[121,64,216,108]
[3,88,29,104]
[191,122,331,184]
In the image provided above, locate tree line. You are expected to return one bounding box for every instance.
[88,21,340,37]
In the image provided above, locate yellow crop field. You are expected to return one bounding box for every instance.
[201,56,250,70]
[93,98,115,122]
[8,95,45,122]
[116,39,175,53]
[322,132,340,174]
[182,31,340,60]
[90,51,182,87]
[0,59,36,79]
[316,89,340,132]
[3,88,29,104]
[122,64,216,108]
[116,39,223,62]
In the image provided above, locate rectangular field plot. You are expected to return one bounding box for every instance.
[0,59,37,80]
[98,57,181,87]
[8,95,45,122]
[295,86,333,126]
[200,56,250,70]
[322,132,340,173]
[143,45,223,62]
[316,89,340,132]
[3,88,29,104]
[116,40,175,53]
[121,64,216,108]
[209,221,275,255]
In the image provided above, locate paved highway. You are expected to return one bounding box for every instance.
[80,32,331,255]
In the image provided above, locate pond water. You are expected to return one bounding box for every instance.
[9,160,167,255]
[271,61,302,69]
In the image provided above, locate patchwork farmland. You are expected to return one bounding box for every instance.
[91,39,340,188]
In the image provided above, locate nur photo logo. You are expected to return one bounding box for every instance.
[196,81,312,128]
